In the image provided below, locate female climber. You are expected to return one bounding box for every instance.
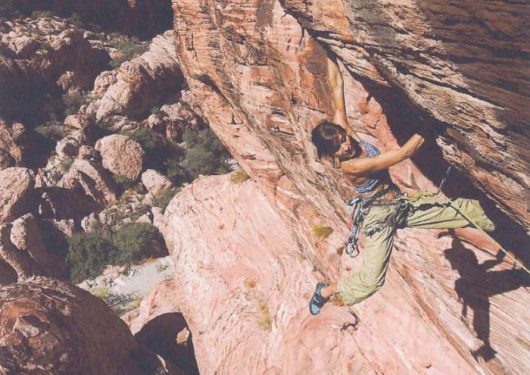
[308,56,496,315]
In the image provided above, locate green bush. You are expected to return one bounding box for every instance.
[126,128,184,175]
[62,91,90,116]
[230,169,250,184]
[152,187,179,212]
[66,231,116,283]
[31,10,55,19]
[179,128,231,181]
[110,35,149,68]
[66,223,167,283]
[112,223,167,264]
[112,174,137,193]
[34,121,70,142]
[126,127,230,187]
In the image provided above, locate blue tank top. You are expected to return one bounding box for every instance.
[353,141,383,194]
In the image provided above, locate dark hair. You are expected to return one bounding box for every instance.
[312,121,345,158]
[312,120,361,160]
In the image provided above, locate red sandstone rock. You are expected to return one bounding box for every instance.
[0,17,109,121]
[163,174,530,375]
[95,134,144,180]
[0,214,68,282]
[0,277,168,375]
[280,0,530,228]
[0,120,25,170]
[142,169,173,195]
[126,279,180,335]
[91,31,183,121]
[0,167,35,223]
[171,1,530,374]
[59,159,117,205]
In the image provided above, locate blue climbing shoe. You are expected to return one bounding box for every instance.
[309,282,328,315]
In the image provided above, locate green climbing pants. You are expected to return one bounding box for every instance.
[337,193,495,306]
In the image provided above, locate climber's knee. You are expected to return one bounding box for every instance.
[337,273,385,306]
[453,198,496,232]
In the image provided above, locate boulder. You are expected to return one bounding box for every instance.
[55,130,86,159]
[0,167,35,223]
[95,134,144,180]
[64,113,90,129]
[0,214,68,282]
[0,120,25,169]
[0,17,109,122]
[142,169,173,195]
[0,222,36,282]
[0,277,166,375]
[93,31,184,121]
[60,159,117,205]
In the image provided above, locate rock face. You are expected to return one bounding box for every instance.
[164,175,530,375]
[0,167,35,223]
[170,1,530,375]
[95,134,144,180]
[0,277,163,375]
[279,0,530,228]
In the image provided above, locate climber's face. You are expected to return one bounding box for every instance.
[335,133,356,161]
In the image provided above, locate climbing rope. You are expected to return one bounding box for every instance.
[438,166,530,276]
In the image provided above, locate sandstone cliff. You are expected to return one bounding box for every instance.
[166,1,530,374]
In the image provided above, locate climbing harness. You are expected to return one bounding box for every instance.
[345,140,399,257]
[345,187,405,257]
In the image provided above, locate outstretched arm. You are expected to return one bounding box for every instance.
[327,56,361,141]
[340,134,425,176]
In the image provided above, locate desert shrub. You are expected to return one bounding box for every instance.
[256,301,272,331]
[66,231,117,283]
[31,10,55,19]
[112,223,167,264]
[312,225,334,241]
[67,223,167,283]
[110,35,149,68]
[34,121,70,142]
[163,158,189,185]
[66,12,85,28]
[127,127,230,187]
[112,174,137,193]
[62,91,90,116]
[127,128,182,168]
[152,187,179,212]
[179,128,231,181]
[230,169,250,184]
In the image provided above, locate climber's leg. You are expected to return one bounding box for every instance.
[405,193,495,232]
[337,205,397,306]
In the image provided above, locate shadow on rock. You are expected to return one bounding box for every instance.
[444,233,530,361]
[135,313,200,375]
